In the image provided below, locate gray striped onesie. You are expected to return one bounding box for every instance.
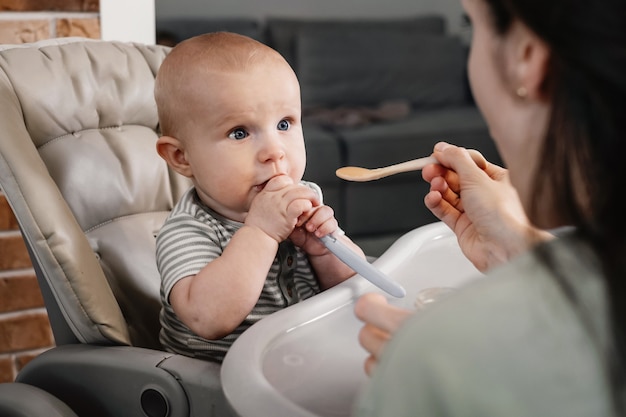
[157,184,322,362]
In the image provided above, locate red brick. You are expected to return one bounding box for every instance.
[15,350,47,373]
[0,274,44,313]
[0,193,19,231]
[56,17,100,39]
[0,356,14,382]
[0,233,32,270]
[0,19,50,44]
[0,0,98,12]
[0,312,53,353]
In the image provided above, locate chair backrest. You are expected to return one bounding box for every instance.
[0,38,192,349]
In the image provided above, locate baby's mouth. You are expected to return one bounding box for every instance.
[254,174,289,192]
[254,179,271,192]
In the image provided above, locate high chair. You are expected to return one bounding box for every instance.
[0,37,485,417]
[0,38,233,417]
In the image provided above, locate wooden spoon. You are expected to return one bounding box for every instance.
[335,150,486,182]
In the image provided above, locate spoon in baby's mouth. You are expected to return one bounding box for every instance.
[335,149,486,182]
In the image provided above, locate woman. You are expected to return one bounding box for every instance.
[354,0,626,415]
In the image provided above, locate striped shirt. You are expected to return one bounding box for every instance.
[157,183,322,362]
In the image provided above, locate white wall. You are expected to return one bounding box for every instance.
[155,0,466,34]
[101,0,156,44]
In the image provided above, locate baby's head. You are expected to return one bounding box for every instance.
[155,32,299,139]
[155,32,307,221]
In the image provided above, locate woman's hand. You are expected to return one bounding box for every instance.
[354,293,413,376]
[422,142,551,272]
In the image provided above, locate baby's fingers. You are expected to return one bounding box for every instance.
[303,205,337,237]
[287,198,314,220]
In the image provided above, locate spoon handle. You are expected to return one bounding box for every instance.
[386,149,487,175]
[319,234,406,298]
[380,156,438,176]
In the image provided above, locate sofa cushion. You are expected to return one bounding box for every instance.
[296,30,467,108]
[343,178,437,236]
[302,121,343,184]
[338,106,498,168]
[265,15,446,68]
[156,18,262,43]
[300,122,345,224]
[338,107,500,237]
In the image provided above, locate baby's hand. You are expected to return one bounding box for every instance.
[289,205,338,255]
[245,176,321,242]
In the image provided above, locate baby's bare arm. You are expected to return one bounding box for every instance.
[169,225,279,340]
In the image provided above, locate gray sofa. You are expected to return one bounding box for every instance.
[156,16,502,256]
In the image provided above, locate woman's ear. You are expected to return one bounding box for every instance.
[508,21,551,101]
[156,136,193,178]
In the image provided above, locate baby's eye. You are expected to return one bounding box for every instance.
[277,119,290,131]
[228,128,249,140]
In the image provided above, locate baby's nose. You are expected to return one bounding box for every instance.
[258,135,286,162]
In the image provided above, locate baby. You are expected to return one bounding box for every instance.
[154,32,365,362]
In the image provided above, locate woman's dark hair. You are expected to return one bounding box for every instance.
[482,0,626,411]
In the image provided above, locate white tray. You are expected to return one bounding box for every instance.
[222,222,483,417]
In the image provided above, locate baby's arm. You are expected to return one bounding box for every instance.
[289,205,365,290]
[168,176,319,340]
[168,225,279,340]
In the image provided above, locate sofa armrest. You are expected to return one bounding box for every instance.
[16,344,233,417]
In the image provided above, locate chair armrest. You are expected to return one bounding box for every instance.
[16,344,233,417]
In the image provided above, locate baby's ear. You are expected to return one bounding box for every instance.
[156,136,193,177]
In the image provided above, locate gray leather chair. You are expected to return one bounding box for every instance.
[0,38,233,417]
[0,382,78,417]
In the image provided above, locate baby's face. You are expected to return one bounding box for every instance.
[181,60,306,222]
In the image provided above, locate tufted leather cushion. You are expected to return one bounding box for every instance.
[0,38,192,348]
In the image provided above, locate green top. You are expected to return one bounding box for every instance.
[354,231,613,416]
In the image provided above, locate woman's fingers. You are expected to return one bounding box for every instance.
[354,293,411,334]
[363,354,378,376]
[355,293,413,375]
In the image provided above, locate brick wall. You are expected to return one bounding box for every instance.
[0,0,100,383]
[0,1,100,43]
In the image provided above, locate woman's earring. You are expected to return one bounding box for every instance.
[516,86,528,98]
